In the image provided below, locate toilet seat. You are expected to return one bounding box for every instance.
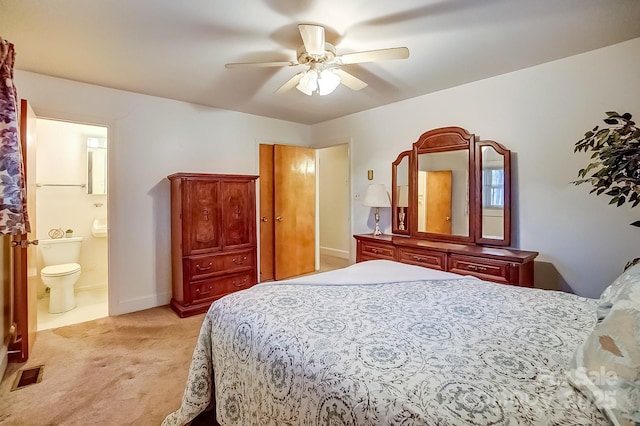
[41,263,81,277]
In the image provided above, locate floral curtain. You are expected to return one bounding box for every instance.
[0,37,30,235]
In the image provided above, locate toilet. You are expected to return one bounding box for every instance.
[39,237,83,313]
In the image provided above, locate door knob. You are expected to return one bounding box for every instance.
[11,239,39,248]
[261,217,268,222]
[276,216,283,222]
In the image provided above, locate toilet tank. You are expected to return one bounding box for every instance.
[39,237,83,266]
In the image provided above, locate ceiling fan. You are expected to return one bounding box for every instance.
[225,24,410,96]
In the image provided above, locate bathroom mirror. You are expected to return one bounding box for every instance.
[391,127,512,246]
[87,137,107,195]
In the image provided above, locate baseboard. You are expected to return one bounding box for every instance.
[76,283,108,292]
[110,291,172,316]
[320,247,349,259]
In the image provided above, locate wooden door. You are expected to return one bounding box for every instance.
[426,170,452,234]
[259,144,275,281]
[9,99,37,362]
[262,144,315,280]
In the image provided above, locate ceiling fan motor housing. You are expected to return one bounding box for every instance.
[297,43,336,65]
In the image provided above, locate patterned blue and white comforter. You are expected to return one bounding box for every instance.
[163,261,608,425]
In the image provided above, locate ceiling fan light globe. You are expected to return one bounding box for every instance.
[296,70,318,96]
[318,69,341,96]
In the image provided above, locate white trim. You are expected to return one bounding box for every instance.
[109,291,171,316]
[320,247,350,259]
[0,345,8,382]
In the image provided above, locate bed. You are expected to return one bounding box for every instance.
[163,260,640,426]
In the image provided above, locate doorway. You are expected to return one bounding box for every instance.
[259,143,350,281]
[34,118,109,330]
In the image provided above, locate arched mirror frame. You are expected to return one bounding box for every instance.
[475,140,512,246]
[409,127,476,244]
[392,150,411,235]
[391,126,512,246]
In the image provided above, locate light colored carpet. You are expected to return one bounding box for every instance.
[0,306,205,425]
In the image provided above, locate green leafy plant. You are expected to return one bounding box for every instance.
[65,229,73,233]
[573,111,640,228]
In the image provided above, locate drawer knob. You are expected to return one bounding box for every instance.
[195,262,213,271]
[371,248,379,254]
[233,256,247,265]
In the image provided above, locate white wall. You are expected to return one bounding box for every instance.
[15,71,310,315]
[14,38,640,305]
[311,38,640,298]
[318,144,350,259]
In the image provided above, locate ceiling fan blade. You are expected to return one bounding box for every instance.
[274,72,304,94]
[337,47,409,65]
[225,61,297,69]
[298,24,325,56]
[333,69,368,91]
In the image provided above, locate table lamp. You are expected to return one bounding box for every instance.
[363,184,391,236]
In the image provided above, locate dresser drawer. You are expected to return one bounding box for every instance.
[398,247,445,270]
[188,271,255,304]
[187,250,255,280]
[448,255,511,284]
[359,241,395,260]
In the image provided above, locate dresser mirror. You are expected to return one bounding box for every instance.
[392,127,511,246]
[392,151,410,235]
[476,141,511,246]
[416,150,470,237]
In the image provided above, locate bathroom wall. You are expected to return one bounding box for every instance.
[35,118,108,294]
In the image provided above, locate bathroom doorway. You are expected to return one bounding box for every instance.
[34,118,109,330]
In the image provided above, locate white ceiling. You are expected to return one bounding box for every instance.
[2,0,640,125]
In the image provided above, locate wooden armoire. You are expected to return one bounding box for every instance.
[168,173,258,317]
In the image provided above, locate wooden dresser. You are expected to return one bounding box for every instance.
[354,234,538,287]
[168,173,258,317]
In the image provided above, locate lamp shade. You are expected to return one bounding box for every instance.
[397,185,409,207]
[363,184,391,208]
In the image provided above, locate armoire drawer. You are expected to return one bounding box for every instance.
[398,247,445,270]
[188,271,255,304]
[448,255,511,284]
[187,250,255,280]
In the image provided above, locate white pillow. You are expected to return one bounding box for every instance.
[568,263,640,425]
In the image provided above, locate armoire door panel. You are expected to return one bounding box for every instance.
[222,180,256,249]
[185,180,221,255]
